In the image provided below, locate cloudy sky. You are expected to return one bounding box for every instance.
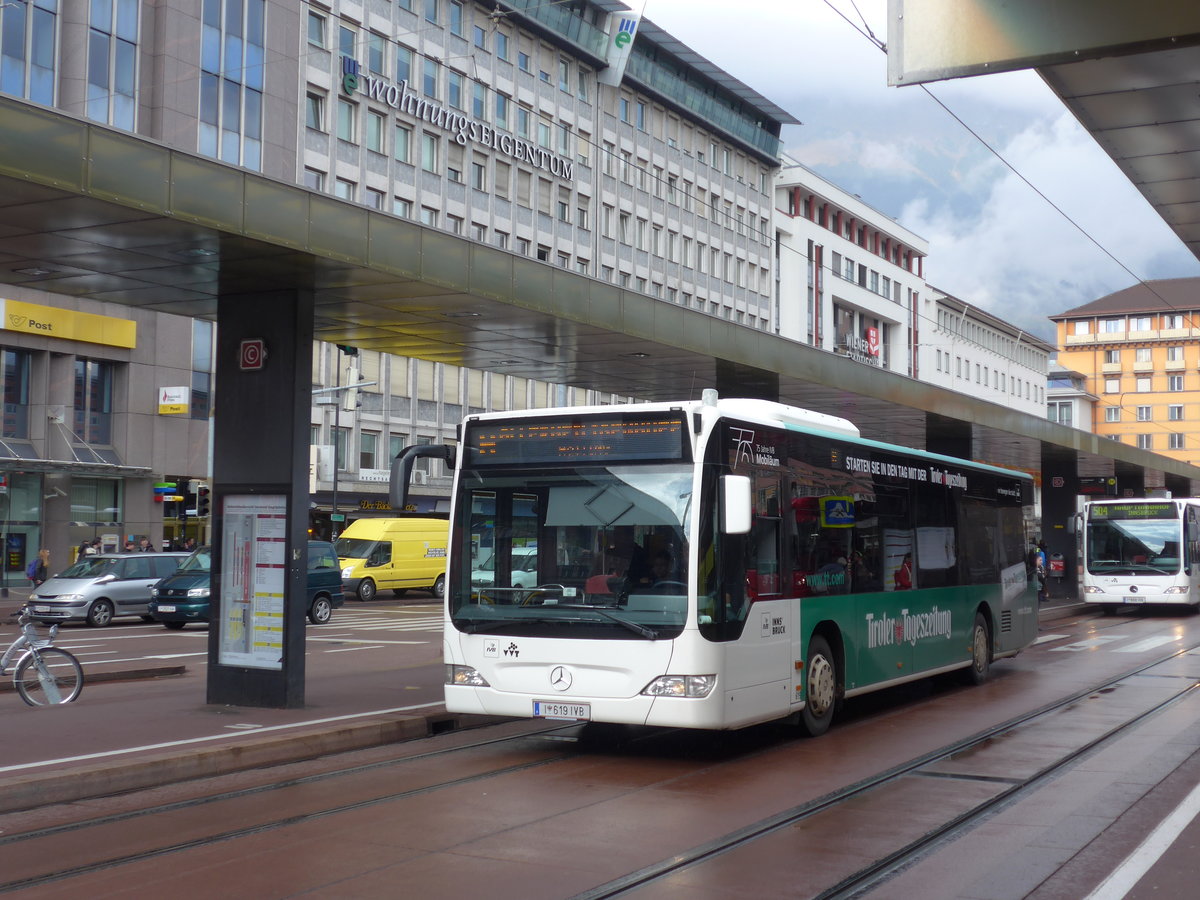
[642,0,1200,342]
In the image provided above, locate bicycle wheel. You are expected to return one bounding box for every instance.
[14,648,84,706]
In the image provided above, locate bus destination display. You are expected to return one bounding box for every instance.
[467,415,687,466]
[1090,502,1177,520]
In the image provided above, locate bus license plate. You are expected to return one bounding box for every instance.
[533,701,590,720]
[1123,596,1146,604]
[156,605,177,612]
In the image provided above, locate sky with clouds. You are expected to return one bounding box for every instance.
[642,0,1200,343]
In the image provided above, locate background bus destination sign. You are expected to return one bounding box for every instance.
[466,414,687,465]
[1090,502,1178,520]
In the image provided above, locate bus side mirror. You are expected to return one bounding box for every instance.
[1067,514,1080,535]
[721,475,752,534]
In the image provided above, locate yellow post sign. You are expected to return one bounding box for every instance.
[0,298,136,348]
[158,386,190,415]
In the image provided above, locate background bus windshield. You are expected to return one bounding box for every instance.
[1087,512,1181,575]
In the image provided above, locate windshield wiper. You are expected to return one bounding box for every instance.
[554,603,658,640]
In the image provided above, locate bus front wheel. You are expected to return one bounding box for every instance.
[964,611,991,685]
[801,635,837,737]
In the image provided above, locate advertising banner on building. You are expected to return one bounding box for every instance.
[597,1,648,87]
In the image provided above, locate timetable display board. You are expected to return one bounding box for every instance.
[218,494,287,670]
[466,414,689,466]
[1089,502,1177,520]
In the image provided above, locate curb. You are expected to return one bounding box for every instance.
[0,709,495,815]
[0,664,186,693]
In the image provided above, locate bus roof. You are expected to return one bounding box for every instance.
[461,394,1033,482]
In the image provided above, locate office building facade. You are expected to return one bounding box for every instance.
[1052,278,1200,466]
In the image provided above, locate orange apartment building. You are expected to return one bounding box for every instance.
[1052,278,1200,467]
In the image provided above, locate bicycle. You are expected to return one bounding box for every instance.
[1,606,84,706]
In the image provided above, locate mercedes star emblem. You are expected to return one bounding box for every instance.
[550,665,572,691]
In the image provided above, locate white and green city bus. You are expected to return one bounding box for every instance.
[1078,498,1200,613]
[405,391,1037,736]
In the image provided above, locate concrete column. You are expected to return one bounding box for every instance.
[1040,444,1080,599]
[1114,461,1144,499]
[206,288,314,709]
[924,413,971,459]
[714,360,778,402]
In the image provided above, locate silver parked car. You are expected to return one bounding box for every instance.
[30,552,189,627]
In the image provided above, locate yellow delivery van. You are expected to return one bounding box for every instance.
[335,517,449,601]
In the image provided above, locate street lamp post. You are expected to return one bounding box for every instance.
[312,348,374,542]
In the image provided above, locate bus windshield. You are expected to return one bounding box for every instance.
[449,463,692,639]
[1087,513,1181,575]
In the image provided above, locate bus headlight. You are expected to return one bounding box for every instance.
[445,664,490,687]
[641,675,716,698]
[1083,586,1105,593]
[1165,585,1190,594]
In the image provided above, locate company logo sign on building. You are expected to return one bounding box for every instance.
[340,57,574,182]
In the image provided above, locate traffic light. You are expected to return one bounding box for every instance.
[197,484,210,517]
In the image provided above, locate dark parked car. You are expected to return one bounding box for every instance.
[31,552,189,626]
[148,542,343,628]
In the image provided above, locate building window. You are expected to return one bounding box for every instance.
[359,431,378,470]
[393,197,412,218]
[1131,316,1152,331]
[1170,433,1185,450]
[473,25,487,50]
[496,31,509,61]
[307,10,326,47]
[1104,378,1120,393]
[425,0,439,25]
[1169,404,1184,420]
[1048,401,1072,426]
[449,1,463,36]
[1169,374,1184,391]
[1168,346,1184,361]
[1136,405,1152,421]
[1136,376,1151,392]
[421,133,438,173]
[396,46,413,83]
[1,349,31,438]
[1135,347,1152,363]
[337,98,356,142]
[1105,407,1121,423]
[1137,434,1153,450]
[73,359,114,445]
[394,124,412,164]
[304,167,324,190]
[191,320,214,420]
[366,111,385,153]
[334,178,355,200]
[423,57,439,99]
[198,0,265,169]
[305,92,324,131]
[367,32,386,75]
[1072,320,1089,335]
[447,71,463,109]
[88,0,139,129]
[1101,318,1124,333]
[1164,314,1184,329]
[1104,349,1120,364]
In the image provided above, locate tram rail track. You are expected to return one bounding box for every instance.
[572,638,1200,899]
[0,626,1196,897]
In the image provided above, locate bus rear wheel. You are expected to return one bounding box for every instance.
[801,635,837,737]
[964,611,991,685]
